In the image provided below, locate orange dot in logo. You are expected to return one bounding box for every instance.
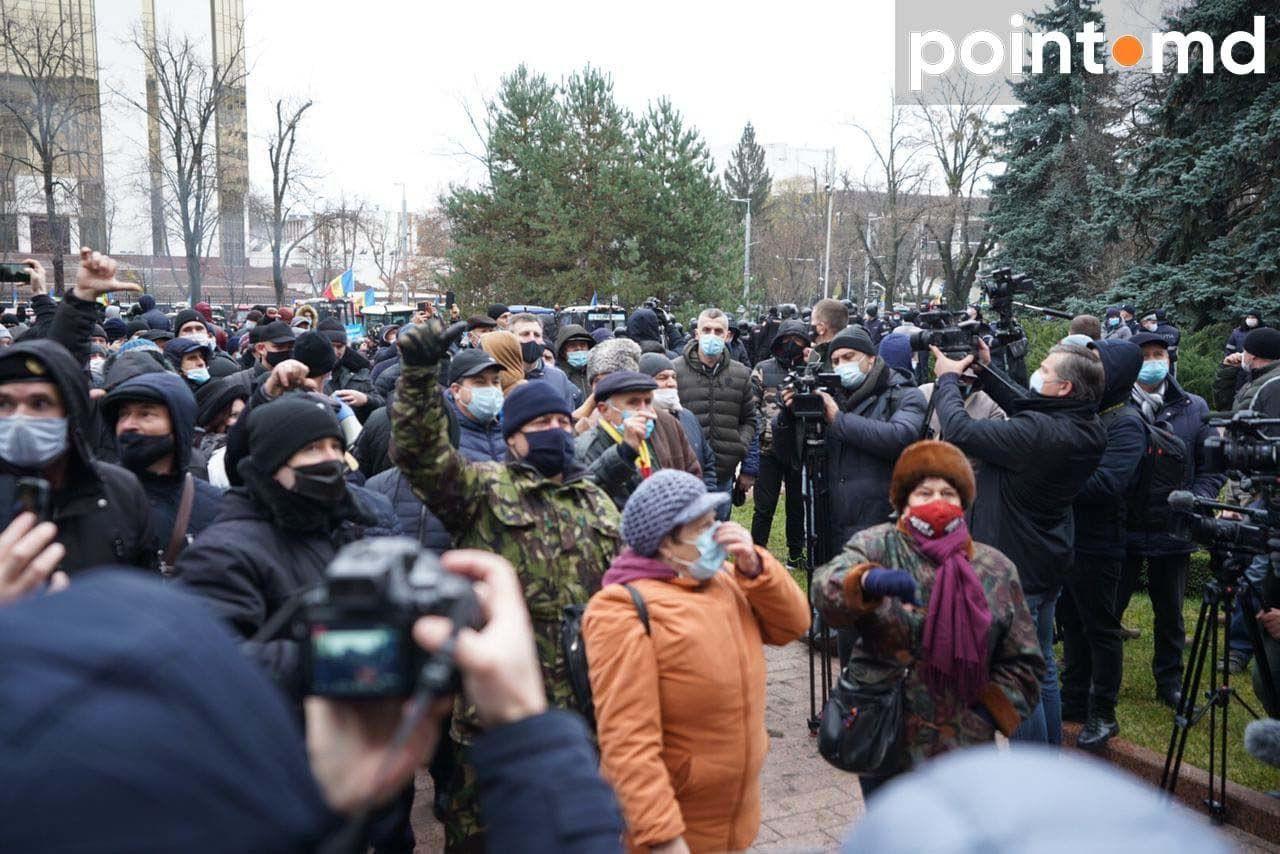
[1112,35,1144,67]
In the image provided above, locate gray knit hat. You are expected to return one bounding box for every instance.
[621,469,729,556]
[587,337,642,384]
[638,352,674,377]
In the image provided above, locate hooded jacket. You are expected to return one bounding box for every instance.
[0,339,155,573]
[673,338,759,484]
[137,294,172,331]
[102,372,225,560]
[625,308,667,353]
[555,324,595,399]
[1071,341,1146,560]
[933,368,1107,595]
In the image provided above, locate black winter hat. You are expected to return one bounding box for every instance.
[317,317,347,343]
[195,374,251,429]
[91,324,107,340]
[487,304,510,320]
[828,325,877,358]
[291,331,337,378]
[502,381,571,438]
[173,309,204,332]
[247,396,344,475]
[1244,328,1280,361]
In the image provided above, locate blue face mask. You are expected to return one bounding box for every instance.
[699,334,725,357]
[0,415,68,470]
[466,385,504,422]
[186,367,210,384]
[674,521,727,580]
[835,361,865,389]
[1108,317,1120,328]
[1137,359,1169,386]
[611,404,655,439]
[566,350,589,369]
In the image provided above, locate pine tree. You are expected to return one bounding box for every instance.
[987,0,1122,307]
[1099,0,1280,327]
[724,122,771,226]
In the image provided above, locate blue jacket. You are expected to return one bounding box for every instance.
[676,407,718,492]
[101,371,225,558]
[877,332,915,383]
[528,362,582,408]
[444,390,507,463]
[364,467,453,553]
[1072,341,1145,561]
[1126,378,1226,556]
[775,359,926,548]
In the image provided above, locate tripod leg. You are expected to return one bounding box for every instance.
[1163,593,1213,791]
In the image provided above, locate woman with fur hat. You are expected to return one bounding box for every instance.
[583,469,809,853]
[811,440,1044,799]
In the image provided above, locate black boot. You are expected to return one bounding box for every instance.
[1076,716,1119,752]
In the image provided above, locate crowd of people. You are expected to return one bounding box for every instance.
[0,248,1273,853]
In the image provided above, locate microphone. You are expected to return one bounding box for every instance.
[1245,719,1280,768]
[1166,490,1196,513]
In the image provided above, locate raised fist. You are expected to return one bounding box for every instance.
[398,319,466,367]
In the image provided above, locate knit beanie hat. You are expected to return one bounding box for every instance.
[828,326,877,358]
[1244,328,1280,360]
[292,331,337,378]
[621,469,729,556]
[501,381,572,438]
[889,440,976,511]
[586,337,642,384]
[174,309,204,332]
[103,317,128,341]
[638,352,674,377]
[246,396,344,475]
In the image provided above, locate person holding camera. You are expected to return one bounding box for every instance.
[812,440,1043,799]
[930,341,1107,745]
[390,317,621,851]
[584,470,809,853]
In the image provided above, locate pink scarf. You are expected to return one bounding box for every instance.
[602,548,677,587]
[903,502,993,705]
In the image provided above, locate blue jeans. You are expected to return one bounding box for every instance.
[1013,588,1061,745]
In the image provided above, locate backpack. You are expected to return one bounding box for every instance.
[1126,416,1190,532]
[561,583,649,727]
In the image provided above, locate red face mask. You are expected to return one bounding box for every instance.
[904,499,965,539]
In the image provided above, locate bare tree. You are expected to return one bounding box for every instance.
[122,24,246,303]
[915,78,998,309]
[303,196,364,295]
[847,97,930,309]
[0,2,105,292]
[263,98,316,305]
[361,210,403,299]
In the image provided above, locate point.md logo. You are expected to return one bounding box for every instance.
[909,14,1267,93]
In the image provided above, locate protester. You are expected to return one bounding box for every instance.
[813,440,1043,797]
[390,318,621,850]
[1215,327,1280,413]
[1068,314,1102,341]
[487,304,512,330]
[163,336,213,389]
[1120,332,1225,707]
[1060,340,1144,750]
[674,308,759,503]
[749,319,809,564]
[930,340,1106,745]
[555,323,596,401]
[585,470,809,852]
[1225,310,1265,357]
[246,319,296,378]
[102,372,224,567]
[320,317,383,422]
[806,298,849,369]
[466,315,498,348]
[481,329,526,395]
[863,304,884,345]
[445,349,507,463]
[1103,307,1132,340]
[625,306,671,355]
[511,312,580,406]
[195,373,252,488]
[137,293,170,331]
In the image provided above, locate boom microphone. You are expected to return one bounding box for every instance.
[1167,491,1196,513]
[1245,719,1280,768]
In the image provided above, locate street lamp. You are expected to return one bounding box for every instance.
[730,197,751,302]
[822,184,834,300]
[863,213,885,307]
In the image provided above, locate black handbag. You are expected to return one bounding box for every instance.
[817,667,908,775]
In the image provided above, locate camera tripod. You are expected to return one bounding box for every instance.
[797,414,837,736]
[1161,549,1276,821]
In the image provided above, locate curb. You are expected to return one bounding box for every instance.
[1063,722,1280,844]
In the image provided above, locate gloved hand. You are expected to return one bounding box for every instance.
[861,568,918,605]
[397,318,467,367]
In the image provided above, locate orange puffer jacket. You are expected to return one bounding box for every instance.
[583,548,810,852]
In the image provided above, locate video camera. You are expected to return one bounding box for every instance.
[1203,410,1280,482]
[907,310,982,359]
[785,363,842,421]
[293,538,481,699]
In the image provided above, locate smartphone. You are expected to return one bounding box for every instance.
[0,262,31,283]
[0,475,51,528]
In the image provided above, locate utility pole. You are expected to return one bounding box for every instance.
[395,182,408,303]
[821,185,834,300]
[731,197,751,302]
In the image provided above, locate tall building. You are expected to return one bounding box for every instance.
[0,0,106,254]
[210,0,246,265]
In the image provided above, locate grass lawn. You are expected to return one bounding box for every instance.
[734,496,1280,792]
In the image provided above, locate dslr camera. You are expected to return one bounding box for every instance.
[1203,410,1280,480]
[293,538,481,699]
[785,363,842,421]
[907,310,981,359]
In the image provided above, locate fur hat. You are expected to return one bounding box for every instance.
[889,440,975,511]
[587,337,642,384]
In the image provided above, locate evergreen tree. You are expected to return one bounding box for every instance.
[1099,0,1280,327]
[987,0,1122,307]
[724,122,771,225]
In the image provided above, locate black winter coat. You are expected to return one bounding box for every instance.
[173,483,400,698]
[934,371,1107,595]
[364,468,453,553]
[673,340,758,483]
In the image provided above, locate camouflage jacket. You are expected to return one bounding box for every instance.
[391,362,622,740]
[751,357,790,456]
[812,521,1044,771]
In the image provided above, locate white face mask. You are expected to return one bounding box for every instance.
[184,332,210,345]
[652,387,681,410]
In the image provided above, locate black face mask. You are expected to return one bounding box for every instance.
[289,459,348,506]
[265,349,293,367]
[117,432,175,472]
[774,341,805,365]
[521,428,575,478]
[520,340,543,364]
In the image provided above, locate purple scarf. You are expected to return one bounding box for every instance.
[908,519,993,705]
[602,548,677,587]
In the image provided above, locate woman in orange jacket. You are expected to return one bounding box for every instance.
[583,469,811,853]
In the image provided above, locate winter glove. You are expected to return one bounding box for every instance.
[861,568,918,605]
[397,318,467,367]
